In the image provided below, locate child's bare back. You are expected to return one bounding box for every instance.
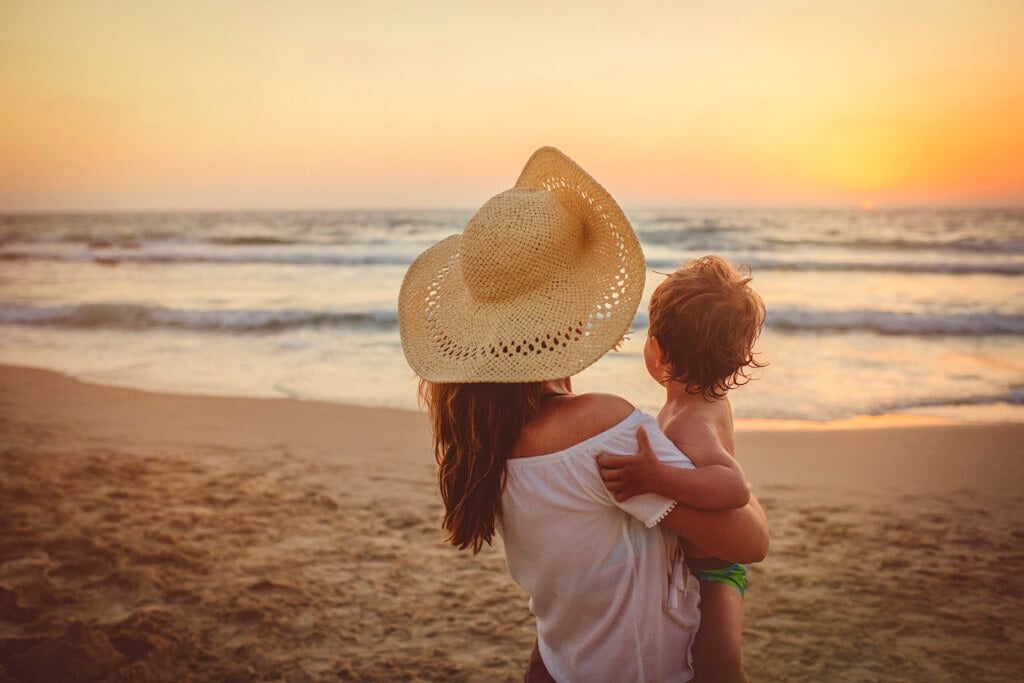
[658,396,739,552]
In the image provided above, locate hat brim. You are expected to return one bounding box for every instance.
[399,147,645,383]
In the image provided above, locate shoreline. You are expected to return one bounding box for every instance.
[5,361,1024,499]
[2,363,1023,680]
[4,361,1021,432]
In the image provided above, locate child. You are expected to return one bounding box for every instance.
[597,255,767,683]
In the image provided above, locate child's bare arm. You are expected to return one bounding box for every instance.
[596,426,750,509]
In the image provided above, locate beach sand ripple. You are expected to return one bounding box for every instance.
[748,487,1024,681]
[0,431,532,681]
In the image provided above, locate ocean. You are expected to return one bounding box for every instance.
[1,208,1022,424]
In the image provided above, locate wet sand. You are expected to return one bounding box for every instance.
[1,364,1022,681]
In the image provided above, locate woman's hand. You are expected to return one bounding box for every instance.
[597,426,664,501]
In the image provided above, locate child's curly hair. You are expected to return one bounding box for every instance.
[648,255,767,400]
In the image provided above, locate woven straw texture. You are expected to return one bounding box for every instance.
[398,147,645,383]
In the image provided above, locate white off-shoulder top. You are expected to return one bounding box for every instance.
[499,410,701,683]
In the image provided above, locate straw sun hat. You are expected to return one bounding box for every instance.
[398,146,645,383]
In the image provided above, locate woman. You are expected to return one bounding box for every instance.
[399,147,768,682]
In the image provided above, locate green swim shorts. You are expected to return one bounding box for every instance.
[691,562,748,597]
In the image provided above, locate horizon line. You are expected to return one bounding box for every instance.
[3,202,1024,216]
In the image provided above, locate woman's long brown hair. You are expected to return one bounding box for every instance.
[419,379,545,554]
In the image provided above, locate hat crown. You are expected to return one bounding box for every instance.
[460,187,583,302]
[398,146,645,383]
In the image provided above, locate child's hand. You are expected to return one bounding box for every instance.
[596,425,663,501]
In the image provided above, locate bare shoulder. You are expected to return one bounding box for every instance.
[661,399,738,463]
[511,392,635,458]
[662,408,724,451]
[570,392,635,422]
[554,393,636,439]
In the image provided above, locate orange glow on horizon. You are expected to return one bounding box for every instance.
[1,2,1022,211]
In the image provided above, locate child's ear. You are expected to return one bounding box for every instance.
[649,335,669,367]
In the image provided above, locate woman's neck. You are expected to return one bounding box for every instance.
[540,377,572,397]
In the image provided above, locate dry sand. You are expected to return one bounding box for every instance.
[1,364,1022,682]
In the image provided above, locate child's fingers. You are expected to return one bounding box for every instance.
[636,426,659,461]
[596,454,629,469]
[636,425,652,453]
[605,483,630,500]
[599,467,623,483]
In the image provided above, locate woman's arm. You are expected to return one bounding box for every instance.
[660,496,769,564]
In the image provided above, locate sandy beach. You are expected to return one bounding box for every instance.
[1,364,1022,682]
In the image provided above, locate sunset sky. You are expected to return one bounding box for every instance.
[2,1,1022,211]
